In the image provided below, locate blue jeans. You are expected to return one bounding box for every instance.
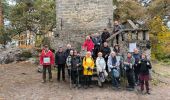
[112,69,120,87]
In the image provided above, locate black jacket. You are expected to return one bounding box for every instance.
[101,46,111,59]
[71,56,82,70]
[64,49,72,58]
[101,32,110,43]
[138,59,152,75]
[55,51,66,65]
[92,36,102,46]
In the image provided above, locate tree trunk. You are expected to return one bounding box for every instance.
[0,0,4,28]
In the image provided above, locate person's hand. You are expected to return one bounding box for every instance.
[51,65,55,69]
[124,62,129,65]
[129,64,133,69]
[87,67,91,71]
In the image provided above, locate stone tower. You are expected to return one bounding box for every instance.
[52,0,113,48]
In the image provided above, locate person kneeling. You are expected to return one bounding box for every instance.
[96,52,108,87]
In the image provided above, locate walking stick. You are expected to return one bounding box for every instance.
[77,66,80,88]
[70,66,72,89]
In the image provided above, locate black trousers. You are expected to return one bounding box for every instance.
[71,69,82,85]
[57,64,65,81]
[43,65,52,81]
[134,65,140,83]
[126,70,135,88]
[83,75,92,86]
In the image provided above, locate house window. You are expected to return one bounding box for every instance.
[136,31,138,40]
[143,31,146,40]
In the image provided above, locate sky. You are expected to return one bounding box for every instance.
[7,0,16,5]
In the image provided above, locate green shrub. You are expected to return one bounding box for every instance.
[20,51,32,58]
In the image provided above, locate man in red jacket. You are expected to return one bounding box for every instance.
[40,45,55,83]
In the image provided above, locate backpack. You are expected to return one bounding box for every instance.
[84,56,94,62]
[112,68,120,78]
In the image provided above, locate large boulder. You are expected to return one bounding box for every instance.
[0,47,27,64]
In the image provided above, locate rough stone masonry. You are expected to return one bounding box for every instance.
[51,0,113,49]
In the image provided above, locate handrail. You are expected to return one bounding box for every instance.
[106,28,148,42]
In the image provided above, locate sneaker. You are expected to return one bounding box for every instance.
[146,91,151,95]
[42,80,46,83]
[77,84,81,88]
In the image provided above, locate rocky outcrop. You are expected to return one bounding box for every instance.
[0,48,29,64]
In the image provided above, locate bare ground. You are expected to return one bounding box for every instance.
[0,62,170,100]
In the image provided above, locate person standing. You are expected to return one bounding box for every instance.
[138,53,152,94]
[96,52,108,87]
[101,29,110,43]
[71,50,82,88]
[92,33,102,59]
[124,53,135,90]
[101,42,111,72]
[82,51,94,89]
[66,50,74,77]
[40,45,54,83]
[82,36,94,52]
[113,21,122,44]
[133,48,141,85]
[64,44,72,58]
[108,51,120,89]
[55,47,66,82]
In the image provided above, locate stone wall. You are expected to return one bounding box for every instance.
[56,0,113,31]
[52,0,113,49]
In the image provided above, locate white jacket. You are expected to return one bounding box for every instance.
[107,56,120,72]
[96,57,108,77]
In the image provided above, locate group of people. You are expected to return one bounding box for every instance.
[39,29,152,95]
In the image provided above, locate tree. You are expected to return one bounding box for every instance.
[8,0,56,46]
[0,28,11,48]
[0,0,4,28]
[113,0,146,21]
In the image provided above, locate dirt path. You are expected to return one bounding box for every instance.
[0,62,170,100]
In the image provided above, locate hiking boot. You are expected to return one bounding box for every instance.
[112,86,119,90]
[126,86,134,91]
[49,79,53,82]
[84,85,88,89]
[139,90,145,94]
[73,84,77,88]
[89,85,93,88]
[146,91,151,95]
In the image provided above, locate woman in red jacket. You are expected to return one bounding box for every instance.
[82,36,94,52]
[40,45,55,83]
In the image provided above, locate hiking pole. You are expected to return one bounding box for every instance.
[77,66,80,88]
[70,66,72,89]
